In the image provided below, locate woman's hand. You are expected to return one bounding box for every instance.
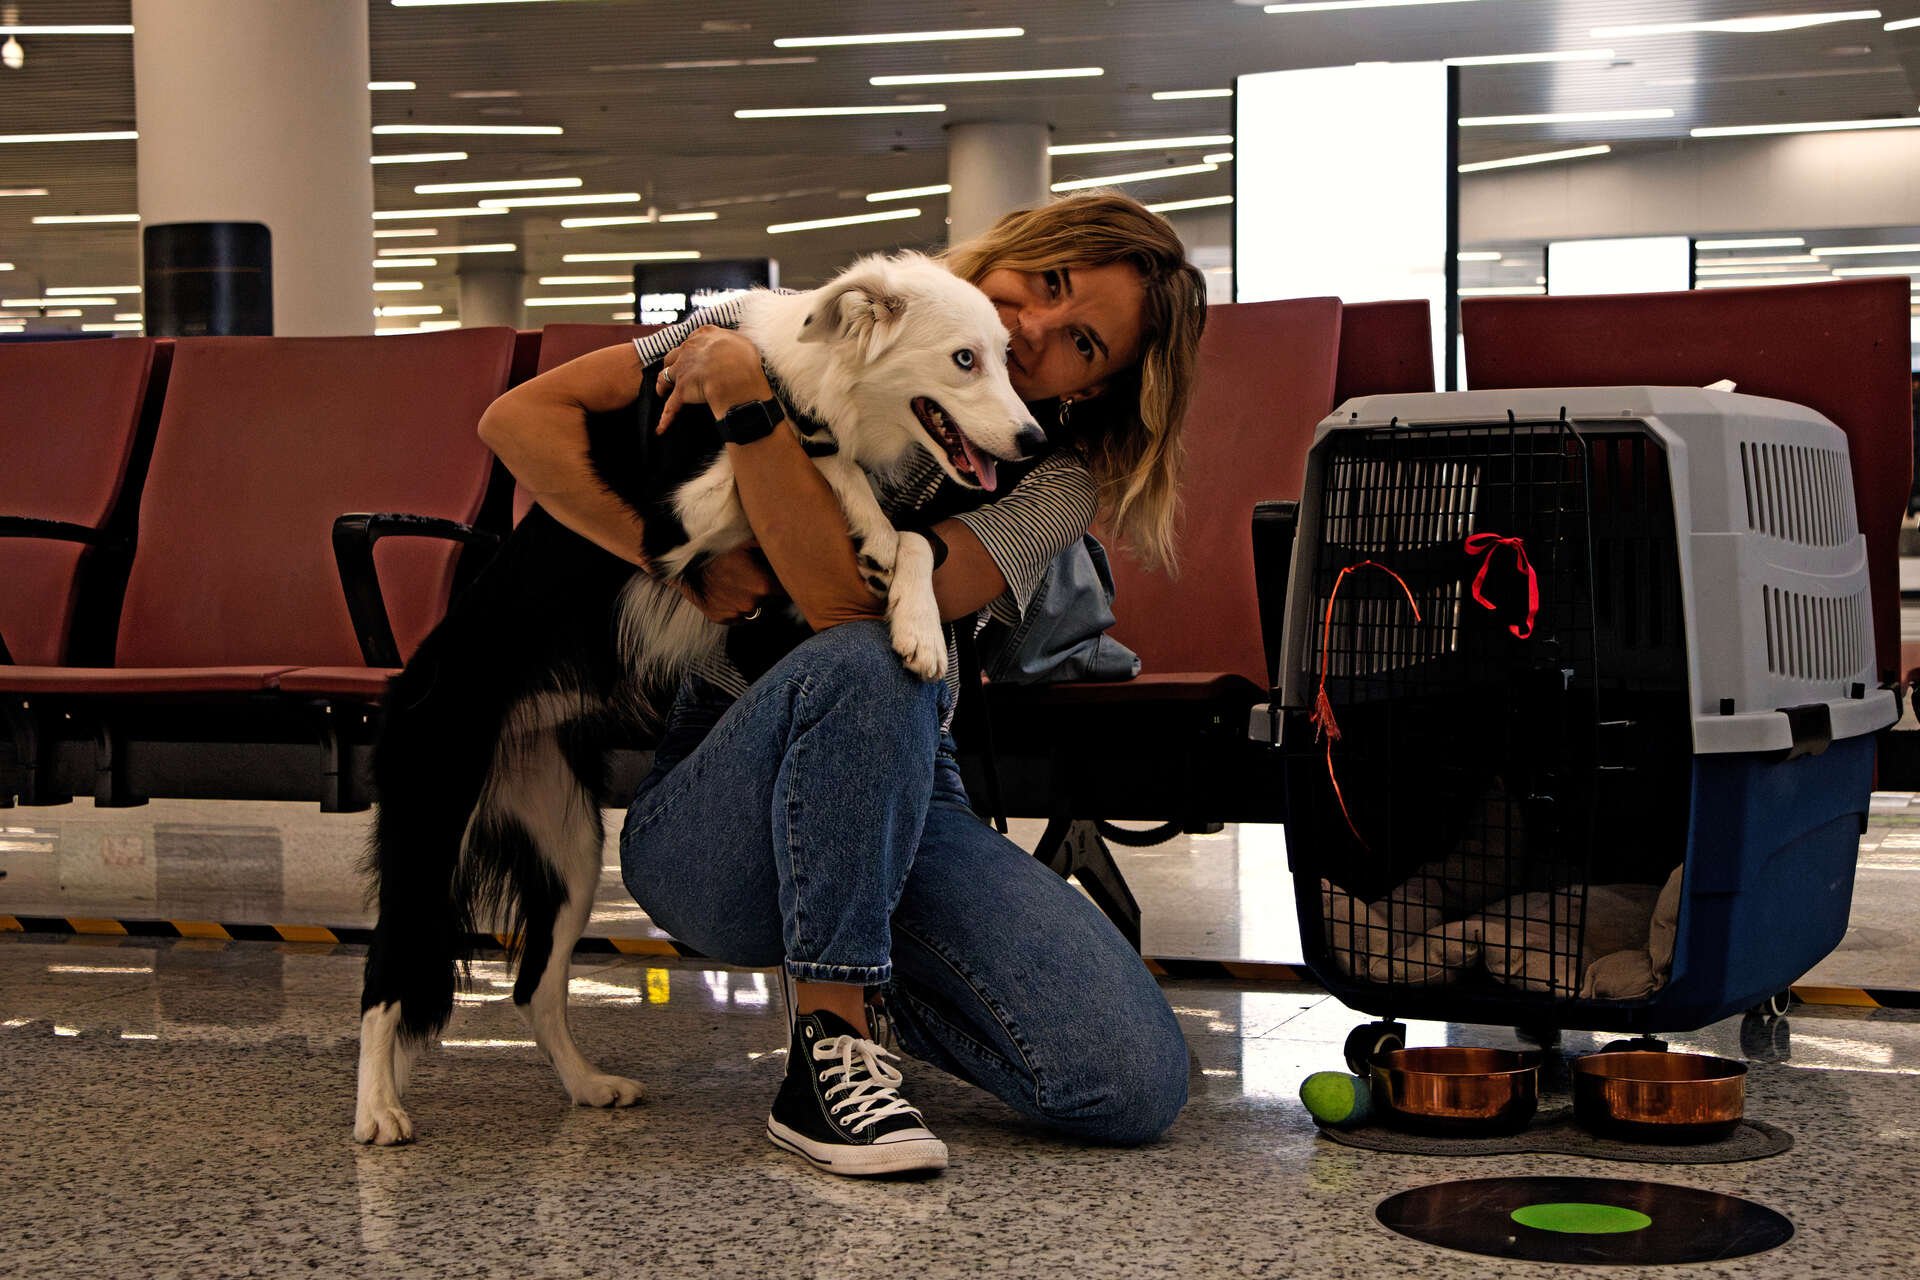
[655,326,775,434]
[677,541,782,625]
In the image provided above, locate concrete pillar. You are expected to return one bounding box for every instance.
[132,0,373,336]
[946,122,1052,244]
[457,258,526,329]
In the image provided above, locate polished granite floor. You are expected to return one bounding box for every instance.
[3,930,1918,1278]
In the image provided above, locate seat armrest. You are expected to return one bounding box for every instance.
[332,512,502,668]
[1251,499,1299,691]
[0,515,120,548]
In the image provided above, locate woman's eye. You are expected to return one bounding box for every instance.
[1041,269,1061,297]
[952,348,975,370]
[1073,332,1094,360]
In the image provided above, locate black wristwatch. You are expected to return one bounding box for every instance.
[717,395,786,446]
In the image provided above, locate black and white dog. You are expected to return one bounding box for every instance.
[353,253,1043,1144]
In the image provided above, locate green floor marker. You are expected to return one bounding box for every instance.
[1511,1202,1653,1235]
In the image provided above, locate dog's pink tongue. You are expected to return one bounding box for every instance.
[959,436,998,492]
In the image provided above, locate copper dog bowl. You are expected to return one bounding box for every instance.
[1572,1051,1747,1143]
[1370,1047,1539,1136]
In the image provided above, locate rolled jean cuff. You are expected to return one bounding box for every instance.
[786,959,892,986]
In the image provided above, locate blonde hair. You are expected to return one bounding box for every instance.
[945,192,1207,574]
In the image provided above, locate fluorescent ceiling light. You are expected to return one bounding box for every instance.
[1695,263,1827,274]
[1696,275,1835,287]
[1594,11,1880,37]
[0,263,12,270]
[1695,254,1818,265]
[767,208,923,234]
[526,294,637,306]
[373,281,424,291]
[415,177,580,193]
[1203,151,1235,163]
[378,242,515,255]
[658,211,716,222]
[0,24,134,34]
[1829,265,1920,275]
[0,130,137,143]
[451,90,522,99]
[374,305,444,316]
[1052,162,1217,192]
[1145,195,1235,212]
[774,28,1023,48]
[37,309,82,317]
[368,81,415,91]
[1459,285,1546,295]
[866,183,952,202]
[1811,242,1920,255]
[561,215,653,228]
[735,105,947,118]
[1050,134,1232,155]
[373,228,438,237]
[372,152,468,165]
[1887,16,1920,30]
[562,250,703,261]
[373,206,504,219]
[0,187,48,196]
[539,275,631,285]
[1445,48,1616,65]
[1153,89,1232,99]
[591,56,818,70]
[1459,144,1612,172]
[82,322,144,332]
[372,124,563,135]
[1461,109,1674,126]
[1696,236,1805,249]
[870,68,1101,85]
[1265,0,1484,11]
[5,296,117,306]
[45,285,139,295]
[1457,251,1503,261]
[31,213,138,223]
[374,258,438,268]
[1692,116,1920,137]
[113,312,142,321]
[479,192,641,208]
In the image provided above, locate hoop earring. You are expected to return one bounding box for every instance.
[1057,397,1074,429]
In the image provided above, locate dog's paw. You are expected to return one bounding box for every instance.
[569,1073,645,1108]
[889,606,947,682]
[354,1102,415,1146]
[855,537,898,601]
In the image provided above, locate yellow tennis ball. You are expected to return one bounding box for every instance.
[1300,1071,1374,1127]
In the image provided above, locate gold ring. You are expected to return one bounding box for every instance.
[743,606,762,622]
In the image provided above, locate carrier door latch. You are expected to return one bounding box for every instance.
[1779,702,1833,760]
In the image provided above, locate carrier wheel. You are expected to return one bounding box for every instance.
[1740,1011,1793,1062]
[1598,1036,1667,1054]
[1343,1021,1405,1075]
[1747,989,1794,1020]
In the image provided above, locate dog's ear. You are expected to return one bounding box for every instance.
[799,258,907,361]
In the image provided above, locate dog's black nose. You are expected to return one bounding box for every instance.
[1013,423,1048,459]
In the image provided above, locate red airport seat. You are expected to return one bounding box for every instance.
[1335,299,1437,405]
[1,328,515,807]
[0,337,170,669]
[508,328,543,388]
[1462,278,1912,689]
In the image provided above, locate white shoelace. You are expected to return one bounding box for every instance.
[814,1035,923,1134]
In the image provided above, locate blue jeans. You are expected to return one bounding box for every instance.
[619,619,1189,1143]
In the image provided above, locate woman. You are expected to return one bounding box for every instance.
[479,192,1207,1177]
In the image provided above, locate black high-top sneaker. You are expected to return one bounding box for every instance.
[767,1009,948,1176]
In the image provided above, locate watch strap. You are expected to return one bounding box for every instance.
[717,395,786,446]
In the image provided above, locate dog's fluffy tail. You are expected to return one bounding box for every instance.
[615,573,725,719]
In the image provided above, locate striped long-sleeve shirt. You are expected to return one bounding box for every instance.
[632,298,1098,722]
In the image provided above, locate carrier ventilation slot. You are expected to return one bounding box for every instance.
[1316,455,1476,678]
[1761,585,1866,681]
[1737,441,1855,547]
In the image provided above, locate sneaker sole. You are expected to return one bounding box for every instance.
[766,1117,949,1176]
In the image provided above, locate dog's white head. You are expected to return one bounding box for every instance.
[795,252,1045,492]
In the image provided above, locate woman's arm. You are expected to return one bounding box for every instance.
[476,343,656,568]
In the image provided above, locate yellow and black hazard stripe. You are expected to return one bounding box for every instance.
[2,914,1916,1007]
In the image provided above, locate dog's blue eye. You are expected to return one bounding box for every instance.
[952,349,975,371]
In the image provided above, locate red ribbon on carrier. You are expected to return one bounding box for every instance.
[1311,560,1422,851]
[1464,532,1539,640]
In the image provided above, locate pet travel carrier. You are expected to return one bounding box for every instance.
[1261,387,1893,1058]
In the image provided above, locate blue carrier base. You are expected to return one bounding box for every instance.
[1297,734,1873,1037]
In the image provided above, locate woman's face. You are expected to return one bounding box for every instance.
[977,262,1147,403]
